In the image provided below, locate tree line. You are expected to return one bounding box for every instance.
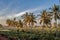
[6,4,60,28]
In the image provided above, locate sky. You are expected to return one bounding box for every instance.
[0,0,59,25]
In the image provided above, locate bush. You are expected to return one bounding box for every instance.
[0,29,60,40]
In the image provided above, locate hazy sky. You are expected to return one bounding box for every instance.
[0,0,59,18]
[0,0,59,25]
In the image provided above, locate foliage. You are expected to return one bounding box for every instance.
[0,28,60,40]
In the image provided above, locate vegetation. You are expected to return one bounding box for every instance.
[0,4,60,40]
[0,28,60,40]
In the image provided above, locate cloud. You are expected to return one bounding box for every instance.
[0,5,48,20]
[0,7,40,19]
[13,4,50,18]
[14,6,46,17]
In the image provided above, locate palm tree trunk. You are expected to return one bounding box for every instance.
[29,22,30,27]
[30,22,33,31]
[31,22,34,27]
[25,23,27,31]
[56,20,58,37]
[42,21,44,33]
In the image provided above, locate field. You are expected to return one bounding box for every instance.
[0,27,60,40]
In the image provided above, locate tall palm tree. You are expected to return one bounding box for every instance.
[49,4,60,27]
[21,12,30,31]
[29,13,37,27]
[6,19,16,27]
[39,10,52,28]
[18,20,23,28]
[22,12,30,27]
[6,19,11,26]
[49,4,60,37]
[15,20,23,31]
[7,18,17,27]
[38,10,52,34]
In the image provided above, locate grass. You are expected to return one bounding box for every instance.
[0,27,60,40]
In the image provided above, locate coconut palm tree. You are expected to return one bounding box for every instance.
[22,12,29,27]
[49,4,60,37]
[18,20,23,28]
[29,13,37,27]
[39,10,52,28]
[6,19,11,26]
[21,12,30,31]
[38,10,51,33]
[13,18,18,27]
[15,20,23,31]
[38,10,52,34]
[49,4,60,27]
